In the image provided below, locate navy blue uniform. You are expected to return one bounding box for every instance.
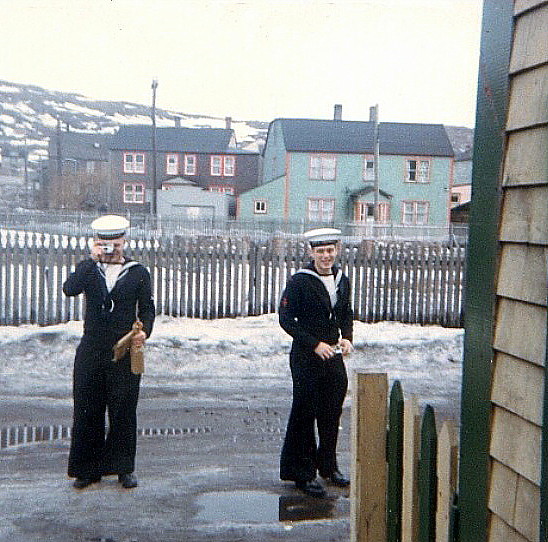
[63,258,155,480]
[279,261,353,483]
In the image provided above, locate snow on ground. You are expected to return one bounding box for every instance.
[0,315,463,417]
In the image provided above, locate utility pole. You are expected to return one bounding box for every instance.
[370,104,380,223]
[23,136,28,207]
[56,118,62,176]
[151,78,158,216]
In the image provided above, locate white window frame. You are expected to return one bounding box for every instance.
[355,202,390,223]
[378,202,390,223]
[254,200,267,214]
[210,155,235,176]
[308,198,335,222]
[166,154,178,175]
[402,201,429,225]
[309,154,336,180]
[405,157,431,183]
[210,155,223,176]
[184,154,197,175]
[123,182,145,203]
[223,156,235,176]
[123,152,145,174]
[363,155,375,181]
[209,185,235,195]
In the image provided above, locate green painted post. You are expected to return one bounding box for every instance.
[449,493,460,542]
[418,405,437,542]
[458,1,513,541]
[387,380,404,542]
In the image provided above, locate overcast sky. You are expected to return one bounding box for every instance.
[1,0,483,127]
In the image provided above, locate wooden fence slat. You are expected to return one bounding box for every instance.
[224,238,232,317]
[263,243,270,315]
[0,236,466,327]
[179,238,187,318]
[351,372,388,542]
[402,395,421,542]
[37,236,46,326]
[20,233,29,323]
[5,233,13,325]
[418,405,438,542]
[387,380,405,542]
[12,233,21,325]
[436,421,458,542]
[217,239,225,318]
[196,239,203,318]
[375,243,383,322]
[185,239,193,317]
[55,238,64,323]
[203,242,211,319]
[164,237,173,317]
[171,237,179,317]
[0,235,4,325]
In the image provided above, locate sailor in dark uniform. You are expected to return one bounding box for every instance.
[279,228,353,497]
[63,215,155,489]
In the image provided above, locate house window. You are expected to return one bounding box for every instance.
[210,155,235,176]
[309,155,336,180]
[378,203,390,223]
[356,203,375,223]
[123,152,145,173]
[184,154,196,175]
[123,182,145,203]
[402,201,429,224]
[364,155,374,181]
[224,156,235,176]
[406,158,431,182]
[254,200,267,214]
[209,185,235,195]
[451,193,461,205]
[86,161,95,174]
[166,154,178,175]
[308,198,335,222]
[355,202,390,223]
[211,156,222,176]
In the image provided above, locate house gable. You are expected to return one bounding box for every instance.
[250,116,454,227]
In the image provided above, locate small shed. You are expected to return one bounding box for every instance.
[157,177,229,219]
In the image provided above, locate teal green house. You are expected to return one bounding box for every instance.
[238,113,455,228]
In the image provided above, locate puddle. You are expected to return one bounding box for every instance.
[195,490,348,524]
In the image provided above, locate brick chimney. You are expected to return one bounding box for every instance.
[225,116,232,130]
[174,116,181,128]
[333,104,342,120]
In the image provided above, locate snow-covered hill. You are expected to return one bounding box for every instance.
[0,79,269,166]
[0,79,473,171]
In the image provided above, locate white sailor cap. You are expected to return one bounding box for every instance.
[304,228,342,247]
[91,215,129,240]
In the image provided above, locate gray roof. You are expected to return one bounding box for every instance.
[274,119,454,157]
[455,147,473,161]
[349,186,393,199]
[111,126,235,153]
[48,132,112,161]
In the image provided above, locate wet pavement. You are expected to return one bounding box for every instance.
[0,395,352,542]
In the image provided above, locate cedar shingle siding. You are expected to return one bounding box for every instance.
[487,3,548,541]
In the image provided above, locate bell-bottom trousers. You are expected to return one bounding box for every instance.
[68,341,141,479]
[280,349,348,482]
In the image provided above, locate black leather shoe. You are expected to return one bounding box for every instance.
[118,473,138,488]
[295,479,326,498]
[322,470,350,488]
[73,476,100,489]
